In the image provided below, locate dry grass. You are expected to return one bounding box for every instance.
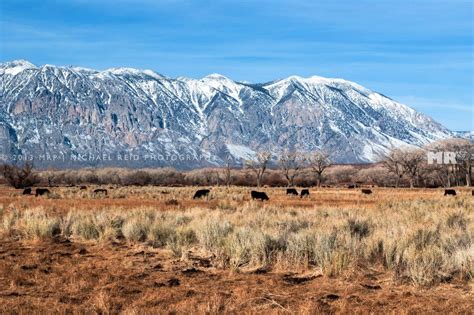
[2,186,473,285]
[0,185,473,312]
[1,185,471,214]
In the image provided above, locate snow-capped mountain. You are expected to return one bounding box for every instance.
[0,60,452,168]
[452,131,473,141]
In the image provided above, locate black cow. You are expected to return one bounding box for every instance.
[22,188,32,195]
[444,189,456,196]
[361,189,372,195]
[347,184,356,189]
[472,190,474,196]
[80,186,87,190]
[35,188,50,197]
[300,189,310,198]
[193,189,210,199]
[251,190,269,201]
[286,188,298,196]
[94,188,108,195]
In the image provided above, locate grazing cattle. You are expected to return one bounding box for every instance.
[472,190,474,196]
[444,189,456,196]
[347,184,356,189]
[35,188,50,197]
[94,188,108,195]
[361,189,372,195]
[193,189,210,199]
[286,188,298,196]
[80,186,87,190]
[300,189,310,198]
[251,190,269,201]
[22,188,32,195]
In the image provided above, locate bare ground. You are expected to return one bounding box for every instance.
[1,186,473,313]
[0,237,472,314]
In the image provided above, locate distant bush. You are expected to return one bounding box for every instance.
[0,162,40,189]
[123,170,152,186]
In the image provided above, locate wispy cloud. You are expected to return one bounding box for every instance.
[397,96,473,113]
[0,0,472,129]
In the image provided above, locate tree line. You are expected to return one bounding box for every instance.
[0,138,472,189]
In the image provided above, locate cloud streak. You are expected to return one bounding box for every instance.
[0,0,472,130]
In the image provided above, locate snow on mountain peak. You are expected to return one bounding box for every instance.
[142,69,165,80]
[203,73,230,81]
[101,67,164,79]
[71,66,98,74]
[200,73,243,98]
[0,59,37,76]
[0,60,453,167]
[103,67,143,76]
[270,74,369,91]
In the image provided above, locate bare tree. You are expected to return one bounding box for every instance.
[213,170,222,186]
[453,141,473,187]
[203,169,215,185]
[353,165,394,187]
[0,162,40,189]
[123,170,152,186]
[425,138,473,187]
[381,149,406,188]
[278,151,305,187]
[245,151,272,187]
[424,140,455,187]
[222,160,233,186]
[400,149,425,188]
[429,163,453,187]
[326,165,356,185]
[307,151,331,187]
[41,169,55,187]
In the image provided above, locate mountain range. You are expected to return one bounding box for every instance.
[0,60,452,168]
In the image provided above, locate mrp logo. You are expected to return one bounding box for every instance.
[427,151,456,165]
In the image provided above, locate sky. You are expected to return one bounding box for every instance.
[0,0,472,130]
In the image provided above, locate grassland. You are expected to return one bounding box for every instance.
[0,186,473,313]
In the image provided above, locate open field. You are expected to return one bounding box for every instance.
[0,185,473,313]
[1,185,473,214]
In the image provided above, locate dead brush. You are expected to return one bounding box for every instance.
[2,207,20,234]
[164,199,180,206]
[446,212,468,230]
[346,218,371,240]
[1,193,472,287]
[19,209,61,239]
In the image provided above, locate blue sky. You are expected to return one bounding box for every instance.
[0,0,472,130]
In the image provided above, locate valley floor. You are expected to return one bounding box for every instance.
[0,186,473,313]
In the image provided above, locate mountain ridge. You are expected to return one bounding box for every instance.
[0,60,452,168]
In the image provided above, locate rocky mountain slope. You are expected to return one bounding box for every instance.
[0,60,452,168]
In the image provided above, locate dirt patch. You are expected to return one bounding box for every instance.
[0,238,472,313]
